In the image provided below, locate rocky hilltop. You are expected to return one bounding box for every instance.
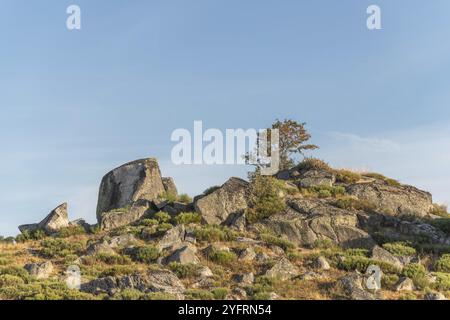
[1,157,449,300]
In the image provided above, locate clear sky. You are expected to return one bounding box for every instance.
[1,0,450,236]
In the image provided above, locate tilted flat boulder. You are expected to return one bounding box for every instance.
[194,177,249,225]
[19,203,70,234]
[347,181,433,217]
[96,158,166,229]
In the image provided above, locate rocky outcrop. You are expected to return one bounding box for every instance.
[258,198,376,249]
[347,181,433,217]
[371,246,404,269]
[19,203,70,234]
[157,225,196,250]
[98,200,153,231]
[337,273,377,300]
[24,261,54,279]
[96,158,166,228]
[194,177,249,225]
[265,258,298,280]
[277,167,336,188]
[163,244,199,265]
[81,269,185,298]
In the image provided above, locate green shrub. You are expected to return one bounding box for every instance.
[194,226,237,242]
[333,197,376,212]
[313,238,336,250]
[139,219,158,227]
[98,265,140,278]
[402,263,428,288]
[297,158,331,172]
[338,256,400,274]
[114,289,144,300]
[247,174,286,223]
[334,169,362,184]
[435,254,450,273]
[168,262,200,278]
[0,266,30,280]
[56,225,86,238]
[260,233,295,251]
[344,248,369,258]
[433,272,450,291]
[212,287,228,300]
[128,245,160,264]
[0,274,25,286]
[318,189,332,198]
[206,249,237,266]
[428,218,450,235]
[309,185,345,198]
[185,289,214,300]
[174,212,201,225]
[16,229,47,242]
[154,212,171,223]
[382,274,399,290]
[383,242,416,257]
[143,292,176,300]
[96,253,132,265]
[0,257,12,266]
[160,191,177,203]
[178,194,192,204]
[40,238,84,258]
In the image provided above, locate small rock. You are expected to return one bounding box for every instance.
[24,261,54,279]
[299,271,321,281]
[232,272,254,286]
[337,273,376,300]
[255,252,270,263]
[371,245,403,269]
[164,244,199,265]
[198,266,214,278]
[86,240,116,256]
[394,277,415,292]
[270,245,285,257]
[239,247,256,261]
[313,256,330,270]
[265,258,298,280]
[424,292,447,300]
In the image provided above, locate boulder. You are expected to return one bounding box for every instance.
[424,292,447,300]
[258,198,376,249]
[371,246,403,269]
[86,240,116,256]
[265,258,298,280]
[81,269,185,298]
[194,177,249,225]
[197,266,214,278]
[313,256,331,270]
[224,212,246,231]
[19,203,70,234]
[337,273,376,300]
[238,247,256,261]
[347,181,433,217]
[96,158,166,226]
[24,261,54,279]
[158,225,195,250]
[162,177,178,197]
[163,244,199,265]
[297,170,336,188]
[394,277,414,292]
[108,234,138,249]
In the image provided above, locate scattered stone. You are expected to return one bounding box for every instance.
[108,234,138,249]
[424,292,447,300]
[197,266,213,278]
[239,247,256,262]
[337,273,376,300]
[394,277,414,292]
[265,258,298,280]
[255,252,270,263]
[268,292,280,300]
[158,225,195,250]
[313,256,330,270]
[299,271,321,281]
[224,212,246,231]
[232,272,254,286]
[86,240,116,256]
[270,245,285,257]
[24,261,54,279]
[164,244,199,265]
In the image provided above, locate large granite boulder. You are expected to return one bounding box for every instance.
[194,177,249,225]
[19,203,70,234]
[257,198,376,249]
[96,158,166,230]
[347,181,433,217]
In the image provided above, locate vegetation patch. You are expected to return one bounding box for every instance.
[382,242,416,257]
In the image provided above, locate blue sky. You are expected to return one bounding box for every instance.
[1,1,450,236]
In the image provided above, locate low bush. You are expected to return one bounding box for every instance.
[194,226,237,242]
[309,185,346,198]
[16,229,47,242]
[168,262,200,278]
[363,173,401,187]
[334,169,362,184]
[206,249,237,266]
[401,263,429,289]
[430,204,449,218]
[435,254,450,273]
[154,212,171,224]
[382,242,416,257]
[0,274,25,287]
[297,158,331,172]
[56,225,86,238]
[178,194,192,204]
[433,272,450,291]
[185,289,214,300]
[333,197,376,212]
[173,212,201,225]
[114,289,144,300]
[40,238,84,259]
[128,245,160,264]
[337,256,400,274]
[260,233,295,251]
[96,253,132,265]
[139,219,158,227]
[99,265,140,277]
[212,287,228,300]
[381,274,399,290]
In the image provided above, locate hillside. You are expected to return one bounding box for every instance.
[0,157,449,300]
